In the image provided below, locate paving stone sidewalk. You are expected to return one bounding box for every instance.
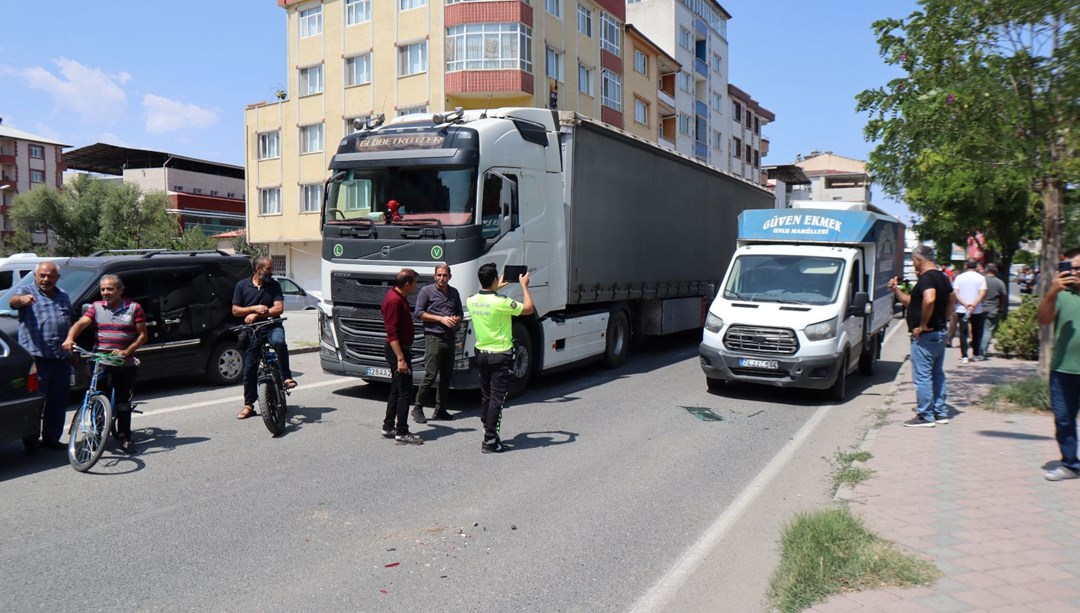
[811,350,1080,613]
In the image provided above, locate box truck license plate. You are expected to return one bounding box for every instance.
[365,367,392,378]
[739,358,779,370]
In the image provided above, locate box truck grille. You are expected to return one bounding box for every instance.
[723,326,799,355]
[330,275,430,367]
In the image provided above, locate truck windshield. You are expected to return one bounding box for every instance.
[724,255,845,305]
[324,167,477,227]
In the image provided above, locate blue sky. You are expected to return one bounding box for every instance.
[1,0,917,220]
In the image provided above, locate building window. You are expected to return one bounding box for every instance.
[711,129,723,149]
[753,149,760,167]
[174,185,184,191]
[600,69,621,111]
[346,0,371,24]
[633,49,647,75]
[398,41,427,76]
[28,144,44,159]
[210,190,219,196]
[634,99,648,125]
[259,188,282,215]
[227,192,237,198]
[600,13,620,55]
[345,54,372,86]
[258,131,280,160]
[578,64,594,96]
[679,27,693,51]
[732,101,742,122]
[745,143,752,161]
[745,111,752,128]
[711,53,722,73]
[732,137,741,158]
[577,4,592,36]
[446,24,532,72]
[398,105,429,116]
[301,184,322,213]
[678,113,692,136]
[678,71,693,94]
[300,124,324,154]
[400,0,426,10]
[299,65,323,96]
[29,169,45,184]
[711,91,723,113]
[299,6,322,38]
[345,115,370,134]
[754,116,760,134]
[192,188,203,194]
[545,47,564,82]
[545,0,561,18]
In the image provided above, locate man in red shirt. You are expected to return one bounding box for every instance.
[381,268,422,445]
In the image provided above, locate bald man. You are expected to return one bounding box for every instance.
[9,261,74,451]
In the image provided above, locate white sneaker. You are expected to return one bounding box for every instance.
[960,357,970,364]
[1045,466,1080,482]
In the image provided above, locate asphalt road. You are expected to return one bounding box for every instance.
[0,322,909,612]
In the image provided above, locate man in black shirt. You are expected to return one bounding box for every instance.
[889,244,956,427]
[232,256,295,420]
[412,264,463,423]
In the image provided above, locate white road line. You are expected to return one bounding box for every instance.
[631,321,907,611]
[629,404,831,613]
[133,378,351,419]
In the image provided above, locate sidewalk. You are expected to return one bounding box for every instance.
[812,348,1080,612]
[283,309,320,354]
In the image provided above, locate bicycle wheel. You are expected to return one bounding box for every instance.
[258,374,286,436]
[68,395,113,472]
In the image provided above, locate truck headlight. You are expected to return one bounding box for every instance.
[319,310,335,344]
[704,312,723,334]
[455,320,469,352]
[804,317,837,341]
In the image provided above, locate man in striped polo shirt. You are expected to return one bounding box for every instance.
[63,274,147,454]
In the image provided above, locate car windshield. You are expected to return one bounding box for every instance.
[0,268,98,317]
[724,255,845,305]
[324,166,477,227]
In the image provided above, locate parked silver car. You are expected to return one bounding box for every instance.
[274,275,319,311]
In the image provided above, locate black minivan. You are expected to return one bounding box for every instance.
[0,250,252,386]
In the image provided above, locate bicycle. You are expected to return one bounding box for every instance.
[67,347,141,472]
[232,317,290,436]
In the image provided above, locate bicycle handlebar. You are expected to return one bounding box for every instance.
[230,316,288,333]
[71,346,140,367]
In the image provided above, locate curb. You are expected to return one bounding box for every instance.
[834,355,909,502]
[290,345,320,355]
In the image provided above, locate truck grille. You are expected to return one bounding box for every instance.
[723,326,799,355]
[331,274,431,366]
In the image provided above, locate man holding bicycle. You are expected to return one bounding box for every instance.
[62,274,147,454]
[232,256,296,420]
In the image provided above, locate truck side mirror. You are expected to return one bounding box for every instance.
[848,292,870,318]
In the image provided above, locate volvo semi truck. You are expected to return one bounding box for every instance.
[699,201,904,400]
[318,107,772,393]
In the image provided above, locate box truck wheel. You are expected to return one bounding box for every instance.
[603,310,630,368]
[507,321,534,398]
[828,355,848,402]
[858,333,879,376]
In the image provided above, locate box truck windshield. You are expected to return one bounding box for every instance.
[324,167,478,227]
[723,254,845,306]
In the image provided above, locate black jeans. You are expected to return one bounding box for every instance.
[103,365,137,439]
[477,351,513,442]
[242,326,291,406]
[415,333,454,410]
[383,344,413,435]
[958,312,986,358]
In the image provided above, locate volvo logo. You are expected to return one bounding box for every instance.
[380,246,391,257]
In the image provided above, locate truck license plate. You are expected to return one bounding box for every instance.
[739,358,779,370]
[365,367,392,378]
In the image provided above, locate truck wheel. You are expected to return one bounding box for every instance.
[707,377,726,392]
[829,355,848,402]
[207,341,244,386]
[603,310,630,368]
[858,334,878,376]
[507,321,534,398]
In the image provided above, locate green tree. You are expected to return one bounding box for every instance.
[857,0,1079,374]
[172,225,220,251]
[97,185,176,251]
[9,175,105,255]
[231,229,267,258]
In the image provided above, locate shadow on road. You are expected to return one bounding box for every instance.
[284,405,337,434]
[503,430,578,452]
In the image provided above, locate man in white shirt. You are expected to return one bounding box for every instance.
[952,258,988,363]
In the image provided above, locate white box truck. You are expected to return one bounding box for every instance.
[699,201,904,400]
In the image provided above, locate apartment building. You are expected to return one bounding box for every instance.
[63,143,246,236]
[245,0,636,289]
[727,83,773,184]
[623,24,679,144]
[791,151,872,203]
[0,124,68,244]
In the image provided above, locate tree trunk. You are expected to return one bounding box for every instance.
[1037,176,1064,379]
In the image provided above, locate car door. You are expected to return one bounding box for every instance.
[154,265,215,374]
[276,277,306,311]
[104,269,164,375]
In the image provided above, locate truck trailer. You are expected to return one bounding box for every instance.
[699,201,903,400]
[318,107,773,393]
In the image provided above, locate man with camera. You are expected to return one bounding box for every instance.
[1037,249,1080,481]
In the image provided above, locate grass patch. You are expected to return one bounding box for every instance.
[828,449,873,492]
[767,507,940,613]
[985,376,1050,412]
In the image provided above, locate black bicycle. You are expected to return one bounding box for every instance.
[232,317,290,435]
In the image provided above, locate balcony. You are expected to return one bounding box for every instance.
[761,138,770,157]
[0,179,16,193]
[445,70,534,97]
[695,57,708,78]
[695,99,708,117]
[657,88,676,112]
[694,141,708,160]
[0,154,15,166]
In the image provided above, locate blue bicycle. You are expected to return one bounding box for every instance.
[67,347,140,472]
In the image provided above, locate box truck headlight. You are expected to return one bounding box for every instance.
[704,312,724,334]
[804,317,838,341]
